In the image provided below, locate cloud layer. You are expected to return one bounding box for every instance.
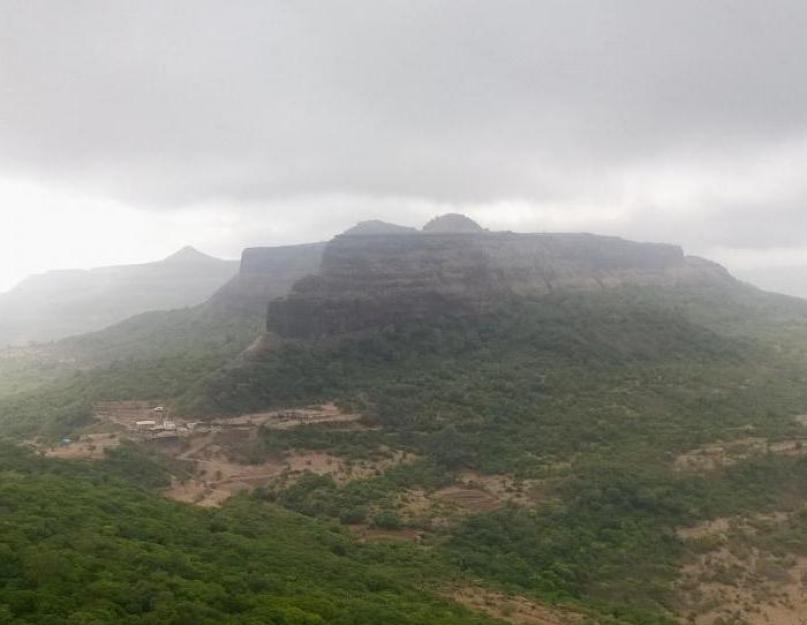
[1,1,807,291]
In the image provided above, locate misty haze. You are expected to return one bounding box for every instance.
[2,3,807,624]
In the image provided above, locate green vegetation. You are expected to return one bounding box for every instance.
[0,443,497,625]
[196,288,807,472]
[6,284,807,622]
[0,307,263,439]
[185,286,807,620]
[0,352,226,439]
[447,455,807,618]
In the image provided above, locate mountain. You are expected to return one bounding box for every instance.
[9,217,807,624]
[267,215,732,339]
[188,216,807,622]
[52,241,327,363]
[0,247,239,346]
[0,241,327,403]
[422,212,486,233]
[342,219,419,236]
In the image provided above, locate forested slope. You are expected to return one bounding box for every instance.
[0,443,505,625]
[6,232,807,623]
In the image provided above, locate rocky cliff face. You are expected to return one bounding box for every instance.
[205,242,326,317]
[267,216,733,339]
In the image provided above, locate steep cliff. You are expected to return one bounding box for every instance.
[267,216,734,339]
[205,242,326,317]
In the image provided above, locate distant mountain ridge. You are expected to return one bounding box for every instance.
[26,241,328,367]
[0,247,239,346]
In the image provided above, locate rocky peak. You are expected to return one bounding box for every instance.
[162,246,219,264]
[422,213,484,233]
[341,220,418,236]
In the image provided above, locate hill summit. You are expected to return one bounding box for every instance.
[342,220,418,236]
[0,248,239,346]
[422,213,484,233]
[161,246,222,264]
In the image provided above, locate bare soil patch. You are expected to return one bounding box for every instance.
[281,450,417,485]
[44,433,121,460]
[164,429,416,507]
[450,586,582,625]
[348,525,423,543]
[674,437,807,472]
[40,399,407,509]
[396,472,545,526]
[676,517,731,541]
[212,402,364,431]
[456,471,545,506]
[94,400,171,428]
[164,478,233,508]
[675,512,807,624]
[434,486,501,512]
[163,452,287,507]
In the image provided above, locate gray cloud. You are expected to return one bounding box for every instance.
[1,0,807,258]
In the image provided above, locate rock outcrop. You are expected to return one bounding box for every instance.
[206,242,326,317]
[342,220,418,236]
[267,215,734,339]
[422,213,485,233]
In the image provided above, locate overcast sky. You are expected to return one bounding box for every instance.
[1,0,807,293]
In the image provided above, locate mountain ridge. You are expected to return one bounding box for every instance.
[0,247,239,346]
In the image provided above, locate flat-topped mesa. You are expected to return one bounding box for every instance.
[266,215,734,339]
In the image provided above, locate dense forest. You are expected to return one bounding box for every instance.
[0,443,504,625]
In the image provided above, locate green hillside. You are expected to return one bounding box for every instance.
[0,443,504,625]
[187,284,807,621]
[4,281,807,623]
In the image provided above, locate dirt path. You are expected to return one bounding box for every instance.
[177,432,215,461]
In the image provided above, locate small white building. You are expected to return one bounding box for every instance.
[135,420,157,431]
